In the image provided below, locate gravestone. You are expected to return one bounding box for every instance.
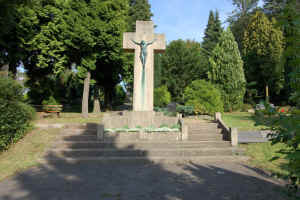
[123,21,166,111]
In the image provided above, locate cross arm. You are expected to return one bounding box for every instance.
[123,32,136,53]
[153,34,166,54]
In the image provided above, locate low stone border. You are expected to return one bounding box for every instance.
[214,113,238,146]
[214,112,272,146]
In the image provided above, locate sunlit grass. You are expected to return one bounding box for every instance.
[222,112,268,131]
[0,128,61,181]
[243,142,289,179]
[34,112,102,124]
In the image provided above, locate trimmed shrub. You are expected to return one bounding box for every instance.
[184,80,223,115]
[176,105,194,116]
[113,85,126,106]
[0,77,35,151]
[154,85,171,107]
[42,96,60,105]
[241,104,253,112]
[0,76,24,101]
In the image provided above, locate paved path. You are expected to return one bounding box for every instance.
[0,160,287,200]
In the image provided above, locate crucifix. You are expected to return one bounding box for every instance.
[123,21,166,111]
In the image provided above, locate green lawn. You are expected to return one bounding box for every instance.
[243,142,289,179]
[34,112,102,124]
[0,128,61,181]
[0,112,102,181]
[222,112,267,131]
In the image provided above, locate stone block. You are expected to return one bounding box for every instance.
[97,124,104,140]
[231,128,238,146]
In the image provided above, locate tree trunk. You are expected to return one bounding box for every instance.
[93,85,101,113]
[104,87,113,111]
[265,84,269,103]
[0,64,9,77]
[82,71,91,118]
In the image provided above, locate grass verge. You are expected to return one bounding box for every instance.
[243,142,289,179]
[35,112,102,124]
[0,128,61,181]
[222,112,267,131]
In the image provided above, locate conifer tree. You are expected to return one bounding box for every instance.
[242,11,284,102]
[209,28,246,111]
[202,10,223,56]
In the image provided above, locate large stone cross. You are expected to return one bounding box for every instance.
[123,21,165,111]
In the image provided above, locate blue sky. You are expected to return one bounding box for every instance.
[149,0,263,43]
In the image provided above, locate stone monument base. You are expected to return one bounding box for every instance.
[97,111,187,142]
[101,111,179,128]
[97,111,189,141]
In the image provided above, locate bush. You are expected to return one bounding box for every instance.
[184,80,223,115]
[241,104,253,112]
[176,105,194,116]
[0,77,36,151]
[154,85,171,107]
[113,85,126,106]
[0,76,24,101]
[42,96,60,105]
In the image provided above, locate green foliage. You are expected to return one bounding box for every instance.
[257,1,300,197]
[256,109,300,197]
[209,28,246,111]
[184,80,224,115]
[228,0,259,52]
[242,11,284,101]
[0,76,35,151]
[0,76,24,101]
[241,104,253,112]
[202,10,223,56]
[176,105,194,116]
[42,96,60,105]
[112,85,126,106]
[154,85,171,107]
[161,40,207,103]
[128,0,153,31]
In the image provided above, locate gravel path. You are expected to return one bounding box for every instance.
[0,160,287,200]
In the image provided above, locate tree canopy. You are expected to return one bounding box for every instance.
[161,40,207,103]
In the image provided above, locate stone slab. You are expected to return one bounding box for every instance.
[238,131,270,143]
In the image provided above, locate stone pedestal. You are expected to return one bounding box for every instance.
[102,111,178,129]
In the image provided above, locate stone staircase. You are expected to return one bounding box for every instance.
[43,121,246,163]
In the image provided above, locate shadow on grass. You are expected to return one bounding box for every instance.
[0,123,291,200]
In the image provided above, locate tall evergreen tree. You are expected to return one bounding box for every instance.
[209,28,246,111]
[242,11,284,102]
[263,0,300,103]
[202,10,223,56]
[228,0,259,51]
[263,0,300,17]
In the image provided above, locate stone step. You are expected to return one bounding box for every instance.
[188,129,221,134]
[188,134,223,141]
[62,129,97,136]
[63,123,98,130]
[59,135,97,142]
[52,141,231,149]
[39,155,249,164]
[46,147,243,158]
[187,124,218,128]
